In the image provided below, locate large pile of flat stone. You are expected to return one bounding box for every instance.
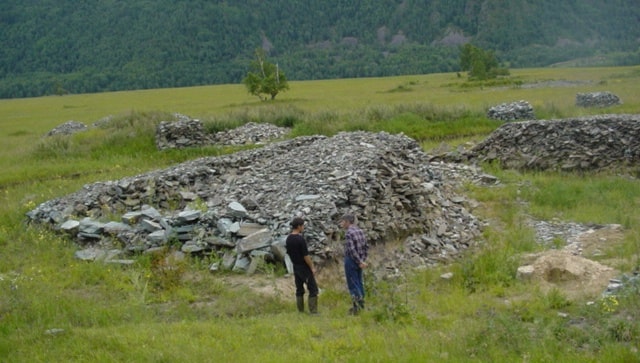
[576,92,621,108]
[27,131,485,274]
[487,100,535,121]
[436,114,640,171]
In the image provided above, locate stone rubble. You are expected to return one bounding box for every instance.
[209,121,291,146]
[46,121,88,136]
[576,91,621,108]
[433,114,640,171]
[27,131,485,276]
[155,119,210,150]
[155,118,290,150]
[487,100,535,121]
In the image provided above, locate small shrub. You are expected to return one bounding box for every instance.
[461,245,519,293]
[608,318,637,342]
[202,118,244,134]
[385,83,414,93]
[32,136,72,160]
[545,288,571,309]
[365,104,394,122]
[367,274,413,324]
[600,295,619,314]
[146,248,187,293]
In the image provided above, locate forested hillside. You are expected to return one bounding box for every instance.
[1,0,639,98]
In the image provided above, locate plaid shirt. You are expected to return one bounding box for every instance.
[345,225,368,265]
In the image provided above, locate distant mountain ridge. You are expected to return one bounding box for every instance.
[1,0,639,98]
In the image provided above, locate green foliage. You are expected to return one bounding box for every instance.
[203,104,305,134]
[1,1,640,98]
[545,288,571,309]
[243,49,290,101]
[366,273,413,324]
[518,173,640,225]
[460,43,509,80]
[460,243,520,293]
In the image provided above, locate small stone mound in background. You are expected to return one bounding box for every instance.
[155,119,210,150]
[487,100,535,121]
[46,121,88,136]
[155,118,291,150]
[209,122,290,146]
[576,91,621,108]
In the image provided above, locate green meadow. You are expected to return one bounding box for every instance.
[1,66,639,362]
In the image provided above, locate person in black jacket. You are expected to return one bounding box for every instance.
[285,217,319,314]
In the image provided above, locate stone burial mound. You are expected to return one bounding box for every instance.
[26,131,485,275]
[46,120,89,136]
[576,91,621,108]
[155,119,291,150]
[436,114,640,171]
[486,100,535,121]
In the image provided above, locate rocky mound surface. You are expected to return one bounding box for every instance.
[155,119,290,150]
[46,121,88,136]
[487,100,535,121]
[27,131,488,274]
[435,114,640,171]
[576,91,621,108]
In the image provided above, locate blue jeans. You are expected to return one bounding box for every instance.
[344,256,364,300]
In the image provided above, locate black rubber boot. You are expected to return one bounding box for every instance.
[349,297,360,315]
[309,296,318,314]
[357,298,365,310]
[296,296,305,313]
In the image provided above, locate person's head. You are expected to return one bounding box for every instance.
[290,217,305,231]
[339,214,355,229]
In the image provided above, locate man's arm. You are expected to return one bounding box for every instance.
[304,255,315,274]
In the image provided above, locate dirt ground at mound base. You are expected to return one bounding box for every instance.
[220,225,628,302]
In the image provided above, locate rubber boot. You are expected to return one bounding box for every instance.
[308,296,318,315]
[349,297,359,315]
[357,298,365,311]
[296,296,305,313]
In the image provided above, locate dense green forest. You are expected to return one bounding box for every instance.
[1,0,639,98]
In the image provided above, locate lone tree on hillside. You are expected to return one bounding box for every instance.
[459,44,509,80]
[243,48,289,101]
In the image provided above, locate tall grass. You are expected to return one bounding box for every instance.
[1,66,639,362]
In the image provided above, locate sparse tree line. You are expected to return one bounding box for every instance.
[245,44,507,100]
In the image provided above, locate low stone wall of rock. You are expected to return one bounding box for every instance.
[46,121,89,136]
[155,118,291,150]
[443,114,640,171]
[576,92,621,108]
[27,131,487,276]
[487,100,535,121]
[155,119,211,150]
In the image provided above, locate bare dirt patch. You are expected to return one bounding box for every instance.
[520,224,625,299]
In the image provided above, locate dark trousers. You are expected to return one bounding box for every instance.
[294,265,318,297]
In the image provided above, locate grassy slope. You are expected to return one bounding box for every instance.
[1,66,639,362]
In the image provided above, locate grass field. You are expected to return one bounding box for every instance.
[1,66,639,362]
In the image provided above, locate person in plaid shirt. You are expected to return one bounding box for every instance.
[339,213,369,315]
